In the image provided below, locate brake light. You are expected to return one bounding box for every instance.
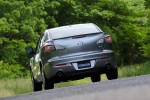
[105,35,112,43]
[43,45,55,52]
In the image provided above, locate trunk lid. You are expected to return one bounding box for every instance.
[52,32,104,58]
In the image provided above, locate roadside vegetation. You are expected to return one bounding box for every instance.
[0,0,150,76]
[0,61,149,98]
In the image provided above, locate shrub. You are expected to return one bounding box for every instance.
[0,61,29,79]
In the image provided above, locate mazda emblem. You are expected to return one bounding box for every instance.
[77,41,83,46]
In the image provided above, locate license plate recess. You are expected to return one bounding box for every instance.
[77,61,91,69]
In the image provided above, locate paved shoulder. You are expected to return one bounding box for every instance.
[1,75,150,100]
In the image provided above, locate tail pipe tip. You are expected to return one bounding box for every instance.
[57,71,63,77]
[106,64,111,69]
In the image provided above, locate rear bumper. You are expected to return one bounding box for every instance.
[43,50,116,80]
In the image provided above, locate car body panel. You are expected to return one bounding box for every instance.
[47,32,104,59]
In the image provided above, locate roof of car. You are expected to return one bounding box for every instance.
[45,23,102,39]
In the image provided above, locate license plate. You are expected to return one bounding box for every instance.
[78,61,91,69]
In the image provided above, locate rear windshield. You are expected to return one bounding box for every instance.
[46,23,102,39]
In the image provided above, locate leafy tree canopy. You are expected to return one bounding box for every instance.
[0,0,150,78]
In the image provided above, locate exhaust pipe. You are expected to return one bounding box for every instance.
[106,64,111,69]
[57,71,63,77]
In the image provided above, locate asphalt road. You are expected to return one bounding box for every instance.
[1,74,150,100]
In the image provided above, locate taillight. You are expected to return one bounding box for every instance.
[105,35,112,43]
[43,45,55,52]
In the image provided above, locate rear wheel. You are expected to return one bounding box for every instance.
[42,72,54,90]
[30,71,42,91]
[105,67,118,80]
[91,73,101,82]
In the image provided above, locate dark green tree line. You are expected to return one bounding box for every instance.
[0,0,149,78]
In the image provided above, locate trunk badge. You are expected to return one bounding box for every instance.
[77,41,83,46]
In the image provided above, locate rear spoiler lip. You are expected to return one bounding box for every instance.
[52,32,104,40]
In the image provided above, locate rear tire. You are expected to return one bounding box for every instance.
[106,67,118,80]
[30,71,42,91]
[91,73,101,82]
[43,72,54,90]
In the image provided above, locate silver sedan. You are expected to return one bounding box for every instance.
[27,23,118,91]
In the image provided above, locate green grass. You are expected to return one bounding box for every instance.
[0,61,150,98]
[0,78,32,98]
[119,61,150,78]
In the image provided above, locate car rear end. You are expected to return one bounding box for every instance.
[41,23,117,82]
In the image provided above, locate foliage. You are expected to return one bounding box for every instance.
[0,0,150,78]
[0,0,47,69]
[43,0,149,64]
[88,0,148,64]
[0,78,32,98]
[0,61,29,79]
[143,42,150,57]
[142,8,150,57]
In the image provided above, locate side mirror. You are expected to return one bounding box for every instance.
[26,47,35,55]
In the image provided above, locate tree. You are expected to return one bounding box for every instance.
[0,0,149,78]
[0,0,47,68]
[85,0,148,65]
[142,7,150,57]
[44,0,87,27]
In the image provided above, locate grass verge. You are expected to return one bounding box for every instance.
[0,78,32,98]
[119,61,150,78]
